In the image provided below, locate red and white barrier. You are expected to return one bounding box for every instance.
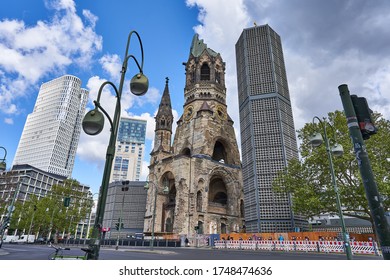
[213,239,381,256]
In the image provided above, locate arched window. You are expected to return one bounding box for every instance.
[181,147,191,156]
[165,218,173,232]
[212,141,228,163]
[200,63,210,81]
[208,178,227,206]
[197,191,202,212]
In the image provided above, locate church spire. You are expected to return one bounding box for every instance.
[155,77,173,132]
[153,77,173,152]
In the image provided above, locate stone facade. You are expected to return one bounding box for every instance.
[144,35,245,236]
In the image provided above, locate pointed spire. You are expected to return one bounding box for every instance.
[155,77,173,132]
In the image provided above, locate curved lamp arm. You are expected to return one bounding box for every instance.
[123,31,145,73]
[0,146,6,161]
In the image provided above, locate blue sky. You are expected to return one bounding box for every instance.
[2,0,390,194]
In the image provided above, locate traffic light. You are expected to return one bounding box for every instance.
[115,219,124,230]
[351,95,377,140]
[1,217,10,230]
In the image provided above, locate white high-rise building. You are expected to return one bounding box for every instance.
[110,117,146,182]
[13,75,88,177]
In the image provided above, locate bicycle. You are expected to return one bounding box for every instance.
[48,242,91,260]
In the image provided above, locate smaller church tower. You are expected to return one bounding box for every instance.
[151,78,173,159]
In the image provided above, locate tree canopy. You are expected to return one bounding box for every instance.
[273,110,390,227]
[9,179,93,239]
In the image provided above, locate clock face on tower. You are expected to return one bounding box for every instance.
[184,105,194,121]
[216,105,226,120]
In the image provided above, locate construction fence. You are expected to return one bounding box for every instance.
[214,239,381,256]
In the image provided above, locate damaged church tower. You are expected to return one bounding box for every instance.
[144,35,244,237]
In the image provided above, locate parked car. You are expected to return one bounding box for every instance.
[35,237,47,244]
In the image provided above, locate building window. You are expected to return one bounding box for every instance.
[200,63,210,81]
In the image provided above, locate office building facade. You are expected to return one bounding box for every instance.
[12,75,88,177]
[103,181,148,238]
[235,25,307,232]
[110,117,146,182]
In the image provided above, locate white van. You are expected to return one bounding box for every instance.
[15,235,35,243]
[2,235,19,243]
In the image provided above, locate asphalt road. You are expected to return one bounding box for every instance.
[0,243,383,260]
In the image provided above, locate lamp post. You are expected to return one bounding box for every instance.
[309,116,353,260]
[144,174,169,250]
[82,30,148,260]
[0,146,6,171]
[115,180,129,250]
[339,84,390,260]
[0,147,7,248]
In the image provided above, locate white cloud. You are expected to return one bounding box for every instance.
[99,54,122,81]
[0,0,102,114]
[4,118,13,125]
[185,0,390,137]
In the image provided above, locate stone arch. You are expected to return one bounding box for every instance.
[162,171,176,232]
[208,176,228,216]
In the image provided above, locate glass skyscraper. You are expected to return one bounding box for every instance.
[235,24,307,232]
[12,75,88,178]
[110,117,147,182]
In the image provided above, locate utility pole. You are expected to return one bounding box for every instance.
[339,84,390,260]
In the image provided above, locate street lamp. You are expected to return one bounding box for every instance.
[115,180,129,250]
[0,146,6,171]
[309,116,353,260]
[144,174,169,250]
[82,30,148,260]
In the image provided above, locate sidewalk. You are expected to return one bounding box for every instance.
[0,248,9,256]
[102,247,177,255]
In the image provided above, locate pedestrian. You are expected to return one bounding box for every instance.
[185,237,189,247]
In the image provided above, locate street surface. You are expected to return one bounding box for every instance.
[0,243,383,260]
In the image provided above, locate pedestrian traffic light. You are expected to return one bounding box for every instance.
[351,95,377,140]
[115,223,120,230]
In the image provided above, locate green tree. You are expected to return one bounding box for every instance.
[10,178,92,240]
[273,110,390,231]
